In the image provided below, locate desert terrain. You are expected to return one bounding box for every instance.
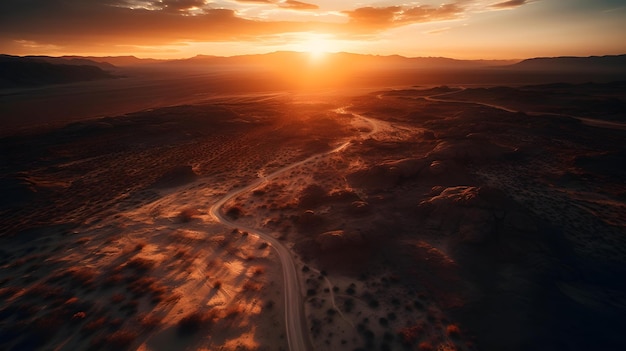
[1,60,625,351]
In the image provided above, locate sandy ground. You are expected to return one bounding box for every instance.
[1,81,625,351]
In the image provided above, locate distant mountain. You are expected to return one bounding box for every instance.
[24,56,116,71]
[509,54,626,71]
[168,51,516,69]
[0,55,116,89]
[65,56,165,67]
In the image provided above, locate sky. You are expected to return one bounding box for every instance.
[0,0,625,59]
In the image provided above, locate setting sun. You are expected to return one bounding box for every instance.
[295,34,338,61]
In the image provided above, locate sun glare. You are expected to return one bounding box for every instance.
[297,34,337,61]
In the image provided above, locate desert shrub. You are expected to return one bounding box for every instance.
[343,298,354,313]
[418,341,434,351]
[101,273,124,288]
[383,331,395,342]
[104,329,138,348]
[177,311,214,335]
[47,268,96,289]
[242,281,261,292]
[82,317,108,334]
[398,325,424,346]
[213,280,222,289]
[178,208,199,222]
[252,266,265,275]
[125,257,156,272]
[368,299,379,308]
[173,249,188,259]
[226,206,242,219]
[223,304,244,318]
[346,283,356,295]
[1,286,22,300]
[446,324,461,337]
[128,277,157,296]
[110,293,125,304]
[121,299,139,315]
[138,313,163,330]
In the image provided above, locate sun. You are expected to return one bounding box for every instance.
[296,34,337,61]
[305,36,329,60]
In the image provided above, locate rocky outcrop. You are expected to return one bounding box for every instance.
[347,157,428,189]
[316,230,365,251]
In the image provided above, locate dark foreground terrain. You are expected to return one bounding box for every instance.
[0,81,625,350]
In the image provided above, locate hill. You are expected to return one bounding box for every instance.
[509,54,626,72]
[0,55,116,88]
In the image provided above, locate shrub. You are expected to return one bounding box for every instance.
[398,325,423,346]
[213,280,222,289]
[446,324,461,337]
[138,313,163,330]
[226,207,242,219]
[177,311,213,334]
[105,329,138,348]
[178,208,199,222]
[110,293,125,304]
[418,341,434,351]
[125,257,156,272]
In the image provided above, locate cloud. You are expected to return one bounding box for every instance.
[489,0,529,9]
[234,0,274,3]
[279,0,319,11]
[159,0,208,12]
[0,0,528,53]
[343,4,464,31]
[234,0,319,10]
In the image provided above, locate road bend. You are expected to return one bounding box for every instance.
[209,109,377,351]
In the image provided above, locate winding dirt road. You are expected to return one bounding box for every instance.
[424,88,626,130]
[209,109,378,351]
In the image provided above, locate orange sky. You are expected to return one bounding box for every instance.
[1,0,625,59]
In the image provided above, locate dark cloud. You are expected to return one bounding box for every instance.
[490,0,529,9]
[0,1,302,47]
[279,0,319,11]
[0,0,513,52]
